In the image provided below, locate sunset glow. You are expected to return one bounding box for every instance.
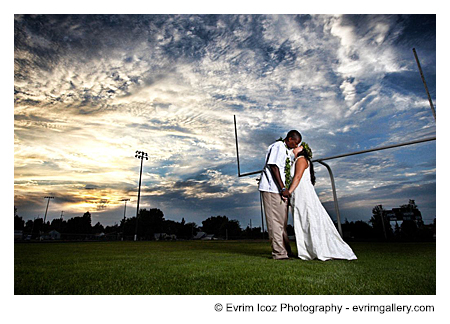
[14,14,436,226]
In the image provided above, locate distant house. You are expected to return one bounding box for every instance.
[154,233,167,240]
[39,230,61,240]
[48,230,61,240]
[193,232,207,240]
[95,232,105,239]
[154,233,177,241]
[201,234,215,240]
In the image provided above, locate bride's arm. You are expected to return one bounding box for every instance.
[288,158,308,195]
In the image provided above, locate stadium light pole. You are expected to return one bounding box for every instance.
[121,198,130,241]
[40,196,54,240]
[43,196,54,226]
[134,151,148,241]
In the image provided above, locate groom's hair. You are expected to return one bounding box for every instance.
[286,130,302,141]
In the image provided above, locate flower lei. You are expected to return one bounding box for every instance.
[283,142,292,189]
[277,139,313,189]
[277,137,294,189]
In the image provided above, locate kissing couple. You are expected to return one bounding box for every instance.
[258,130,357,261]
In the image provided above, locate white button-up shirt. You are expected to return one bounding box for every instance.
[258,141,292,193]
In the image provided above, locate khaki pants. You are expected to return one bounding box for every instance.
[261,191,292,259]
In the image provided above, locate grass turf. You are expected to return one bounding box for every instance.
[14,240,435,295]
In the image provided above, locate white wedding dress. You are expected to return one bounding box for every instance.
[291,157,357,261]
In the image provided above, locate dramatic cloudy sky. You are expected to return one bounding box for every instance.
[14,14,436,227]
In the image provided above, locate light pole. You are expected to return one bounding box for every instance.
[134,151,148,241]
[41,196,54,240]
[43,196,54,225]
[121,198,130,241]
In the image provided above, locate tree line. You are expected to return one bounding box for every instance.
[14,207,263,241]
[14,199,435,241]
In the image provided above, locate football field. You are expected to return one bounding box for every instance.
[14,240,435,295]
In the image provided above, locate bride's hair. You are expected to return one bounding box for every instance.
[296,149,316,186]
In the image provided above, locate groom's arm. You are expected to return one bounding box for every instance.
[268,164,289,197]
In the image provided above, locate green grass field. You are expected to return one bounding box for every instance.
[14,240,435,295]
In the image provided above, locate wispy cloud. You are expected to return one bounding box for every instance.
[14,14,436,225]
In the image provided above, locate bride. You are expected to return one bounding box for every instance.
[287,143,357,261]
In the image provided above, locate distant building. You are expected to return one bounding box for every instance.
[49,230,61,240]
[154,233,166,240]
[95,232,105,239]
[193,232,207,240]
[154,233,177,240]
[384,200,422,222]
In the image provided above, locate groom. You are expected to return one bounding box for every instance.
[259,130,302,260]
